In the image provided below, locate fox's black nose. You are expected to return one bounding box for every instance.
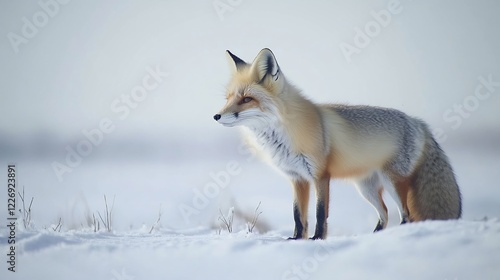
[213,114,221,121]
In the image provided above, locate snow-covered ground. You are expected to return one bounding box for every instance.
[1,145,500,280]
[2,219,500,280]
[1,0,500,279]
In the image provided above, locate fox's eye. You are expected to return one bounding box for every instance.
[242,97,253,103]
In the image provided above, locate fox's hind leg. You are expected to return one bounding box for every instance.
[381,173,410,224]
[386,184,410,224]
[289,179,310,239]
[355,173,388,232]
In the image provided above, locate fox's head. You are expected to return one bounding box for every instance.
[213,48,286,129]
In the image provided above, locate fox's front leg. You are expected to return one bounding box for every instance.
[289,180,310,239]
[311,176,330,240]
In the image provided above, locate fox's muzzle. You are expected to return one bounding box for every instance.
[213,114,221,121]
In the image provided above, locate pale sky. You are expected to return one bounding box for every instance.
[1,0,499,146]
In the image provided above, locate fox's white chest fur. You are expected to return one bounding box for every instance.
[246,125,316,182]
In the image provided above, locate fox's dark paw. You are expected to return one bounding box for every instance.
[373,220,384,232]
[309,235,324,240]
[287,231,306,240]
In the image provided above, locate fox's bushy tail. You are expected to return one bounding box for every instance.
[408,134,462,221]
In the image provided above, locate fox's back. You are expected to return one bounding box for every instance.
[327,104,414,136]
[319,104,427,178]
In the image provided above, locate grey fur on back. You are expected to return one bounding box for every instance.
[331,104,425,177]
[330,104,462,220]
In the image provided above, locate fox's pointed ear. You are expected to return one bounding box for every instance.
[226,50,247,72]
[250,48,281,84]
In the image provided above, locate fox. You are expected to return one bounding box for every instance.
[213,48,462,240]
